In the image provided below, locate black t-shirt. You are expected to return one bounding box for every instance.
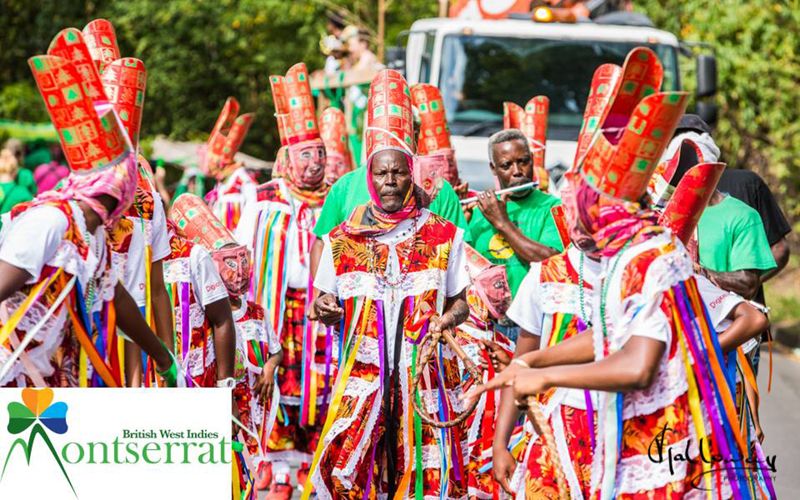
[716,169,791,245]
[716,169,790,307]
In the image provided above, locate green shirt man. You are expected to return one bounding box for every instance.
[468,188,563,295]
[697,194,776,274]
[313,167,469,239]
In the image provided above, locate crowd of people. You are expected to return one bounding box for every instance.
[0,17,790,500]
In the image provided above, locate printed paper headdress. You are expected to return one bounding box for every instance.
[204,97,254,180]
[171,193,250,296]
[270,63,320,146]
[465,244,511,319]
[82,19,120,73]
[319,107,353,184]
[577,48,688,202]
[659,161,724,245]
[31,30,131,174]
[411,83,459,189]
[653,138,725,245]
[411,83,452,155]
[364,69,415,163]
[648,138,705,208]
[504,96,549,189]
[30,28,137,222]
[81,19,147,152]
[573,47,663,169]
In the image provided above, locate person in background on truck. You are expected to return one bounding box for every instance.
[321,11,347,75]
[541,0,634,20]
[466,129,563,338]
[341,25,381,72]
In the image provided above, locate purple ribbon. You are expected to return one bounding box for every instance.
[673,284,744,500]
[585,390,596,451]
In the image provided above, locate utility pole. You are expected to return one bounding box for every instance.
[439,0,449,17]
[377,0,386,61]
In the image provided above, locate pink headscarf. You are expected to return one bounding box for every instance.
[342,151,419,237]
[36,104,137,224]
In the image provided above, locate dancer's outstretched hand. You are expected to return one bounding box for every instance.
[511,369,549,408]
[459,359,526,406]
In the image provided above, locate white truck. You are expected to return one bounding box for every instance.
[390,15,717,192]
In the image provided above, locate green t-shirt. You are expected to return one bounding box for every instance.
[697,195,776,273]
[16,169,37,196]
[468,189,563,295]
[0,182,34,214]
[312,167,470,239]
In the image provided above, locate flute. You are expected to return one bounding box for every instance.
[460,181,538,204]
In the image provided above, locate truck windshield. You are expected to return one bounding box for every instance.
[439,35,679,139]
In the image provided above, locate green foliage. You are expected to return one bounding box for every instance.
[2,0,797,245]
[0,82,48,122]
[0,0,435,161]
[637,0,800,246]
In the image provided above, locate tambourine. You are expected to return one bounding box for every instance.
[411,327,483,429]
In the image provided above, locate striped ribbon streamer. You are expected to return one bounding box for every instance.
[301,297,372,500]
[0,268,63,347]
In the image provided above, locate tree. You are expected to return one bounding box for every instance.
[638,0,800,245]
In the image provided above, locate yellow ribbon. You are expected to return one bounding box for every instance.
[675,305,713,497]
[0,269,63,347]
[144,244,153,328]
[301,298,371,500]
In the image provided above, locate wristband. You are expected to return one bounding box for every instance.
[157,359,178,387]
[216,377,236,388]
[511,358,530,369]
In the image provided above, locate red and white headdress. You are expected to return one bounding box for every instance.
[171,193,250,296]
[319,107,353,183]
[503,96,549,190]
[364,69,415,163]
[270,63,320,146]
[29,28,137,222]
[204,97,254,179]
[411,83,459,191]
[576,48,687,202]
[82,19,120,72]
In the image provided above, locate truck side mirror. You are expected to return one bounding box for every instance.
[386,46,406,76]
[695,101,718,128]
[696,54,717,98]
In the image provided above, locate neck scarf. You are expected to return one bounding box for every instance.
[573,176,662,257]
[35,155,137,225]
[343,150,419,237]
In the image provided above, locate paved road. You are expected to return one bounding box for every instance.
[256,348,799,499]
[758,348,800,497]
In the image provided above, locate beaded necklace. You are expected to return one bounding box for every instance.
[578,251,592,328]
[599,239,633,340]
[78,220,101,314]
[367,216,418,287]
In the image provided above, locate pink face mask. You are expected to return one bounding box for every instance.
[211,244,251,296]
[413,153,450,198]
[287,140,326,189]
[439,148,459,185]
[473,265,511,319]
[324,151,351,185]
